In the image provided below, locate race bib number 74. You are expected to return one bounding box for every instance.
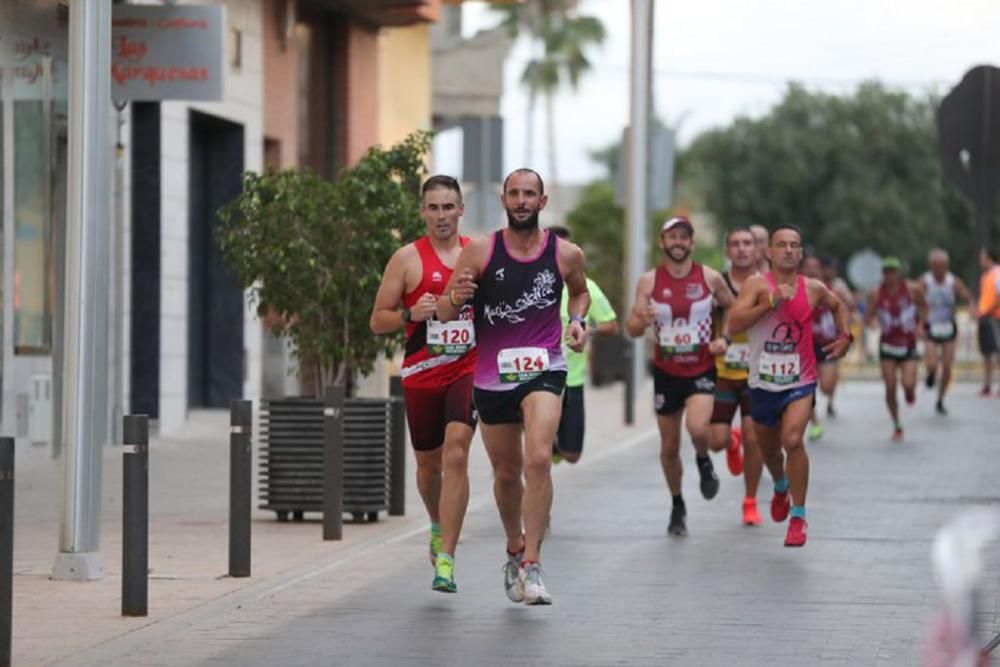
[498,347,549,383]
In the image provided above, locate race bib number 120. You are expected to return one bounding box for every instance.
[427,320,476,355]
[498,347,549,383]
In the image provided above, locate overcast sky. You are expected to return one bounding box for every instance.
[454,0,1000,186]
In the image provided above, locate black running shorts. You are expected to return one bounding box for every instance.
[653,367,716,416]
[473,371,567,426]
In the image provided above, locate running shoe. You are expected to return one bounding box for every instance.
[668,504,687,537]
[503,550,524,603]
[726,428,744,476]
[429,530,442,566]
[697,457,720,500]
[742,497,762,526]
[432,554,457,593]
[784,517,808,547]
[980,386,993,397]
[826,403,836,418]
[892,425,904,442]
[925,370,936,389]
[808,422,824,441]
[904,390,916,406]
[935,399,947,416]
[771,490,790,523]
[519,563,553,605]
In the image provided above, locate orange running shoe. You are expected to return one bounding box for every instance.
[742,497,762,526]
[726,427,744,476]
[784,517,807,547]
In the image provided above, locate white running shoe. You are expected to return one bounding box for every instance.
[519,563,553,606]
[503,552,524,603]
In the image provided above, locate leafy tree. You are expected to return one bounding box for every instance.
[681,82,984,285]
[217,132,432,393]
[493,0,605,186]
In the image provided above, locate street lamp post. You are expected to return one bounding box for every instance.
[625,0,653,424]
[52,0,113,581]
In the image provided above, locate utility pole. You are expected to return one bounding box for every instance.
[624,0,653,424]
[52,0,113,581]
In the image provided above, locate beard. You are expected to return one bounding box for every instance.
[507,208,540,231]
[665,245,691,262]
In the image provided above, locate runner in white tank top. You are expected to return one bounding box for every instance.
[917,248,972,415]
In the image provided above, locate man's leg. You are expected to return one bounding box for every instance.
[413,449,443,526]
[924,339,939,387]
[684,393,720,499]
[880,359,901,434]
[657,412,684,496]
[481,423,526,556]
[555,386,585,464]
[752,415,789,524]
[901,359,918,405]
[438,422,474,557]
[819,363,838,417]
[520,390,563,563]
[937,341,956,410]
[741,415,763,500]
[779,395,813,508]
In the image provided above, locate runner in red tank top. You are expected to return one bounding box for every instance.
[370,175,477,594]
[626,216,736,538]
[864,257,928,441]
[729,225,854,548]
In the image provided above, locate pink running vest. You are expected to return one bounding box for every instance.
[748,273,818,392]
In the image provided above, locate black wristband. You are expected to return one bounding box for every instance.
[401,308,412,323]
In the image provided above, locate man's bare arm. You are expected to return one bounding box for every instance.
[727,275,770,335]
[437,238,487,322]
[370,248,411,334]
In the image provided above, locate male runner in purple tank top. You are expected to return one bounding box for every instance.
[438,168,589,605]
[728,225,853,547]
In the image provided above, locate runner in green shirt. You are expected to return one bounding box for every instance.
[549,226,619,463]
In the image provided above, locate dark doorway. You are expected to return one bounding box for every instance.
[188,111,244,408]
[130,102,161,418]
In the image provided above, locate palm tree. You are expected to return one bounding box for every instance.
[494,1,606,189]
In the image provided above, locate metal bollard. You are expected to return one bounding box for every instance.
[229,400,252,577]
[122,415,148,617]
[322,386,345,541]
[0,438,14,667]
[623,342,635,425]
[388,376,406,517]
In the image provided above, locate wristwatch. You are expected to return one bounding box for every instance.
[570,315,587,329]
[401,308,412,323]
[839,330,854,343]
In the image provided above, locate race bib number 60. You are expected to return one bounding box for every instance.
[498,347,549,383]
[427,320,476,355]
[658,324,701,356]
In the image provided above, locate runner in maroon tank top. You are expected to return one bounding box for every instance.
[729,225,853,547]
[625,216,736,537]
[370,176,477,594]
[864,257,928,441]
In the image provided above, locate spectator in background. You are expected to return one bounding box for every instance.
[977,247,1000,396]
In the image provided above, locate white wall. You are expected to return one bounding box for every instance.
[129,0,264,433]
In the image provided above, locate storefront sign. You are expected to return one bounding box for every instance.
[111,5,224,101]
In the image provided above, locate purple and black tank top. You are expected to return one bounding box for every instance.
[472,230,567,391]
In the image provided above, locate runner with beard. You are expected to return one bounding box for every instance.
[370,175,477,593]
[728,225,853,547]
[626,216,735,537]
[707,228,764,526]
[439,168,589,605]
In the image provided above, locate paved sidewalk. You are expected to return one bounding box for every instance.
[45,381,1000,666]
[10,379,654,666]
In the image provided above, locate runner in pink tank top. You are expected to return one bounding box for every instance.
[728,225,854,548]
